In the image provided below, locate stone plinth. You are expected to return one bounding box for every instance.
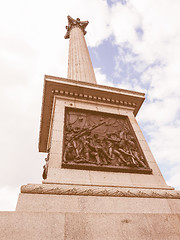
[39,75,171,191]
[1,212,180,240]
[16,184,180,213]
[11,74,180,239]
[13,183,180,239]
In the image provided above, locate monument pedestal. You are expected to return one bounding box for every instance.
[1,75,180,239]
[7,183,180,239]
[1,211,180,240]
[39,75,170,190]
[12,75,180,239]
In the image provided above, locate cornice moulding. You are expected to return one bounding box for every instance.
[39,75,145,153]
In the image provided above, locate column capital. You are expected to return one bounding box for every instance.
[64,15,89,39]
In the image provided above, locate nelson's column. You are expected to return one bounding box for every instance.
[1,15,180,240]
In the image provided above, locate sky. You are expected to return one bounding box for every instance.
[0,0,180,210]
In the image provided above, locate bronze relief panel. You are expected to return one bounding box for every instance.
[62,107,152,174]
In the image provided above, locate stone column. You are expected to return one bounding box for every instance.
[65,16,97,84]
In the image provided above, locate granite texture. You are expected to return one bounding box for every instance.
[1,212,180,240]
[16,192,180,214]
[0,212,65,240]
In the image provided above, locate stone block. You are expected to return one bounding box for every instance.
[95,104,119,115]
[74,100,98,111]
[52,117,64,131]
[139,139,151,151]
[45,166,170,189]
[1,211,180,240]
[134,129,146,141]
[53,111,65,122]
[51,129,63,141]
[0,212,65,240]
[88,170,133,187]
[148,162,163,176]
[129,121,141,132]
[143,150,156,163]
[16,193,174,214]
[168,199,180,213]
[48,153,61,168]
[64,213,180,240]
[130,173,167,188]
[54,102,65,113]
[46,168,91,185]
[50,140,62,154]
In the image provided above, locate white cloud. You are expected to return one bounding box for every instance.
[110,2,141,44]
[0,187,20,211]
[95,67,114,87]
[167,166,180,190]
[0,0,113,211]
[109,0,180,190]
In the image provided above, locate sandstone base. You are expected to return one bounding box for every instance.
[16,183,180,214]
[16,193,180,214]
[1,184,180,239]
[1,212,180,240]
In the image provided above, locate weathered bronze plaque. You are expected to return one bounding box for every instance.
[62,107,152,174]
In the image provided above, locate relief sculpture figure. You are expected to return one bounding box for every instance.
[62,108,152,174]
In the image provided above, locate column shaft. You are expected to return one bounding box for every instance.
[67,27,97,84]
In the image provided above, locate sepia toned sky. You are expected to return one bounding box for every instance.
[0,0,180,210]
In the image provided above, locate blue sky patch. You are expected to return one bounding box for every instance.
[135,27,144,40]
[106,0,127,7]
[89,37,118,81]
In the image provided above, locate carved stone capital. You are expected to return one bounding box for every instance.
[64,15,89,39]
